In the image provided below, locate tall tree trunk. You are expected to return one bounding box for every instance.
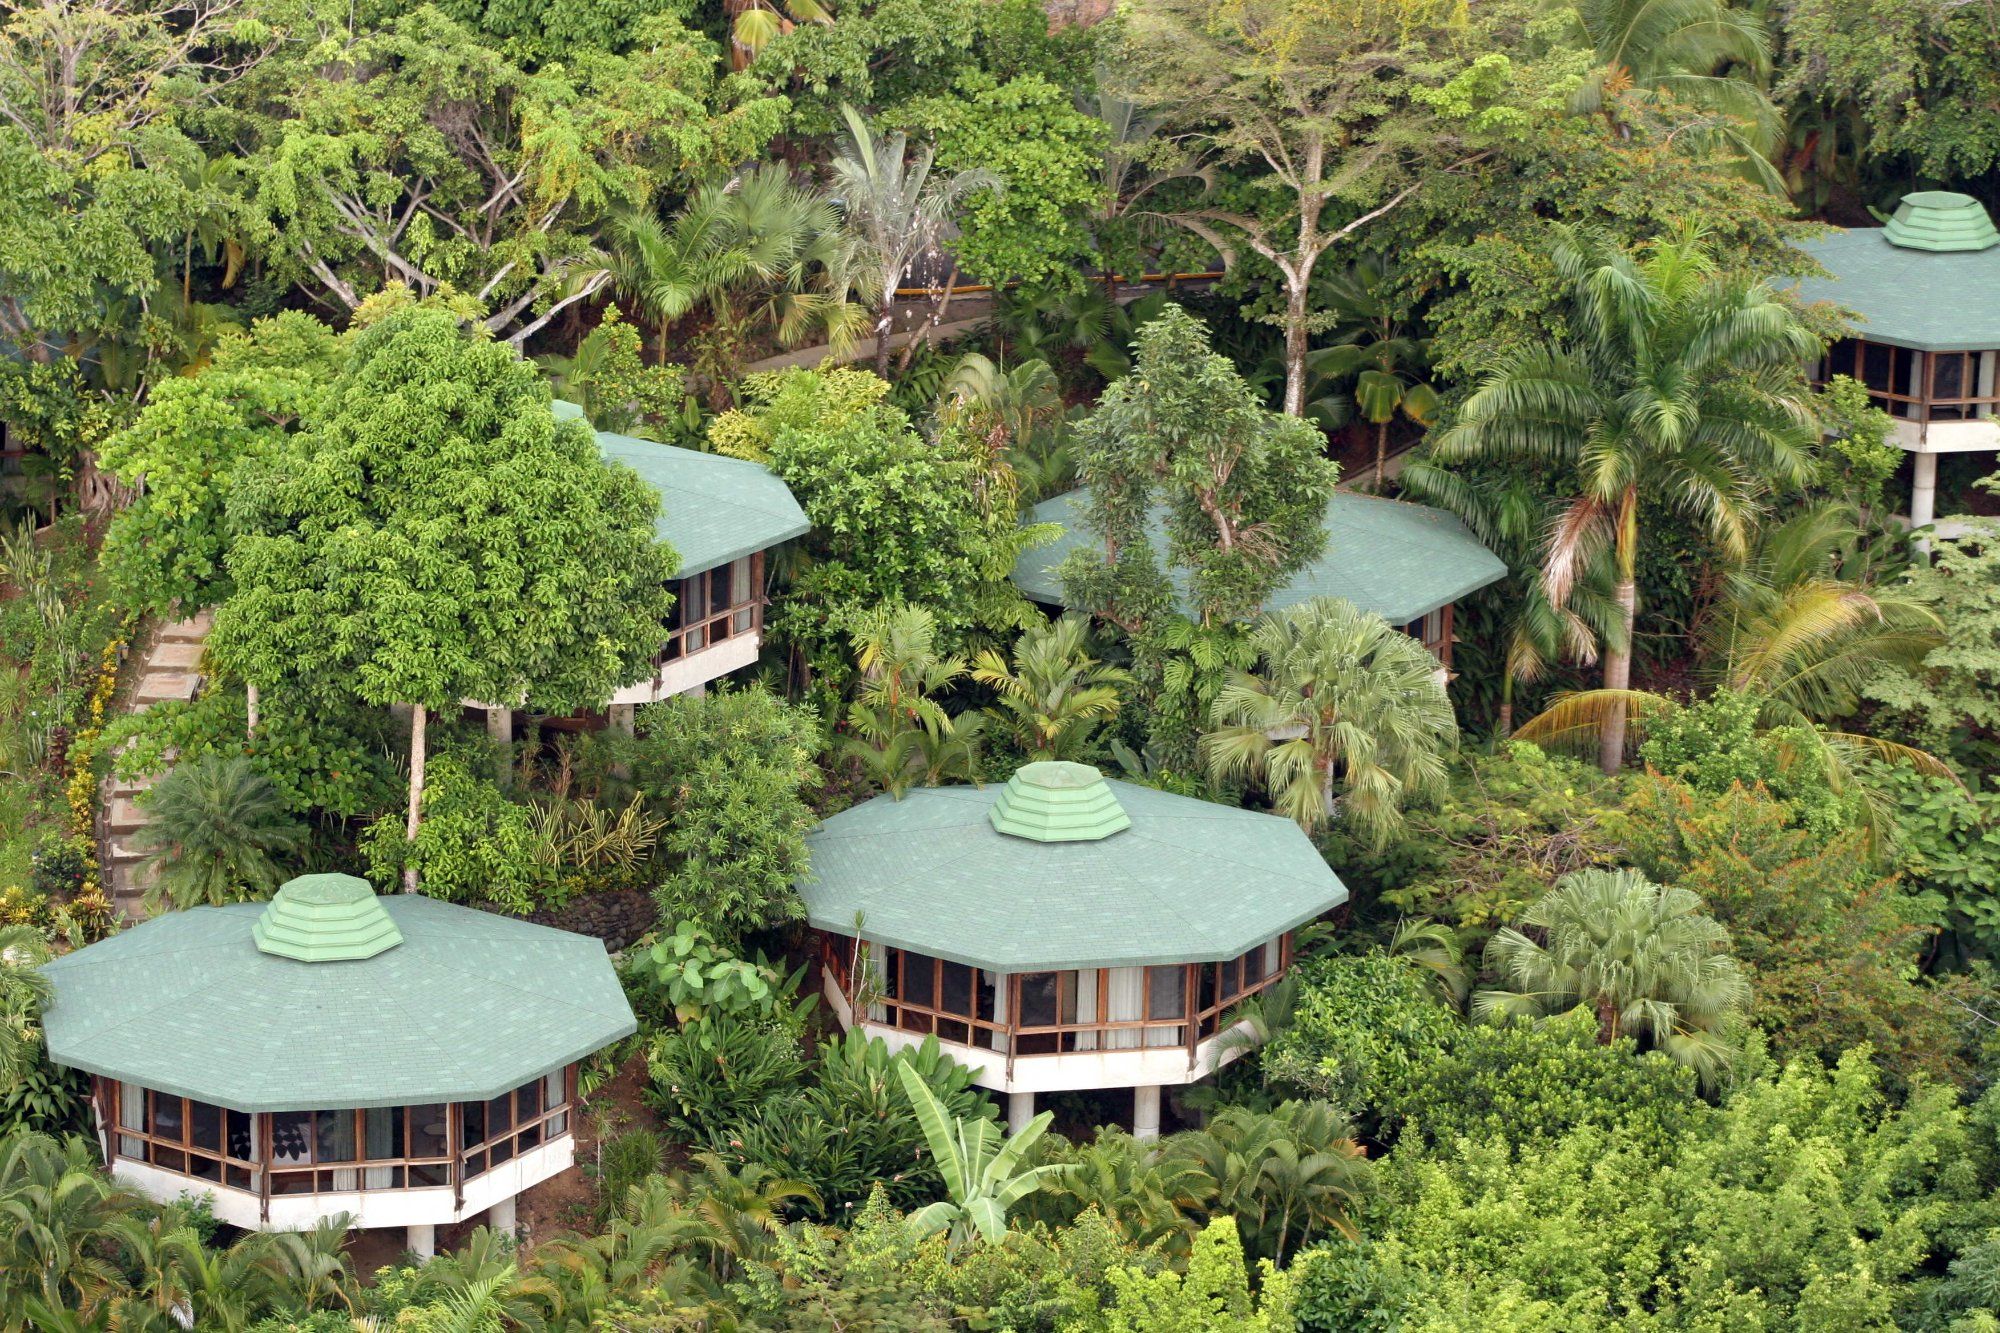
[245,681,259,739]
[1497,673,1514,740]
[1373,420,1389,488]
[1595,993,1620,1045]
[1282,279,1311,417]
[1598,576,1637,775]
[873,306,894,380]
[402,702,427,893]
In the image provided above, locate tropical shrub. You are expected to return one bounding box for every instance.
[1638,688,1859,835]
[360,757,551,914]
[645,1011,810,1148]
[632,686,822,941]
[622,920,806,1026]
[1103,1217,1298,1333]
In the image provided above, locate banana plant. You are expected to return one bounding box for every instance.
[895,1063,1070,1250]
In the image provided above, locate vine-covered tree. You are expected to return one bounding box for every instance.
[210,306,676,890]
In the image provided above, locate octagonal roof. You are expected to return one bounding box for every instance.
[1793,194,2000,353]
[797,768,1347,972]
[40,880,635,1111]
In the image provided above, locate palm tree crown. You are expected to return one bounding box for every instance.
[1430,224,1819,771]
[1474,867,1750,1089]
[136,752,305,912]
[1201,597,1456,845]
[972,615,1134,762]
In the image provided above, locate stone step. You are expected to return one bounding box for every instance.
[105,838,150,866]
[105,797,147,831]
[134,672,201,703]
[149,640,205,671]
[161,610,212,639]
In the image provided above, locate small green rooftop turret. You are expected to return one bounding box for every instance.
[1883,191,2000,253]
[251,873,403,962]
[987,761,1132,843]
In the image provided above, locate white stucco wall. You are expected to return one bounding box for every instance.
[1890,417,2000,454]
[109,1135,573,1233]
[606,632,761,706]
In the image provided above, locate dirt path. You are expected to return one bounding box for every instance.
[100,609,209,920]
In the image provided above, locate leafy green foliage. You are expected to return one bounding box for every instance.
[1268,952,1700,1151]
[892,73,1104,290]
[1623,775,1964,1085]
[361,757,549,913]
[1103,1217,1297,1332]
[1061,306,1338,629]
[623,920,804,1025]
[1639,689,1859,835]
[1876,765,2000,961]
[1865,521,2000,772]
[897,1060,1065,1250]
[631,685,822,941]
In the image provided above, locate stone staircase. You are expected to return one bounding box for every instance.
[102,611,211,920]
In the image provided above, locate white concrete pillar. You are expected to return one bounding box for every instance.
[406,1223,435,1262]
[607,704,636,736]
[489,1193,516,1235]
[487,708,514,785]
[1007,1091,1035,1135]
[1912,451,1939,556]
[1132,1085,1163,1142]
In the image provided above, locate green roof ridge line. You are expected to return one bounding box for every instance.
[988,761,1132,842]
[251,873,403,963]
[1884,191,2000,253]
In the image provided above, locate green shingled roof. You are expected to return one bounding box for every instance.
[1794,196,2000,353]
[40,889,635,1112]
[555,400,808,578]
[251,874,402,962]
[1012,487,1507,626]
[797,775,1348,972]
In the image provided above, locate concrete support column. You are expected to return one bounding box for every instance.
[406,1223,435,1262]
[487,708,514,785]
[1007,1091,1035,1135]
[489,1193,517,1236]
[1912,451,1939,555]
[1132,1085,1163,1143]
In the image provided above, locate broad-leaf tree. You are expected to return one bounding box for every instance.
[1115,0,1564,415]
[242,8,786,343]
[210,306,676,890]
[1202,596,1456,845]
[1060,306,1337,632]
[1430,225,1819,772]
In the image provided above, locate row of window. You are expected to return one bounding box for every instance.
[1820,340,2000,422]
[661,555,761,661]
[109,1068,570,1196]
[858,938,1286,1055]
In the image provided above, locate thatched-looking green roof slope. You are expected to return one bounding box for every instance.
[555,400,808,577]
[41,883,635,1112]
[798,769,1347,973]
[1012,487,1506,627]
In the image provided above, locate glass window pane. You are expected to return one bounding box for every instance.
[461,1100,488,1148]
[519,1122,543,1152]
[940,961,973,1019]
[904,955,937,1008]
[546,1110,568,1139]
[227,1110,255,1162]
[517,1079,543,1121]
[486,1092,514,1136]
[1861,341,1891,390]
[189,1101,222,1154]
[489,1137,515,1167]
[190,1154,221,1183]
[118,1082,143,1130]
[1242,944,1268,987]
[544,1070,564,1110]
[151,1146,186,1174]
[1147,967,1186,1019]
[410,1105,447,1158]
[1937,352,1967,400]
[1018,972,1059,1027]
[315,1110,357,1164]
[410,1161,449,1188]
[269,1111,312,1166]
[149,1093,183,1143]
[464,1150,487,1178]
[363,1107,403,1161]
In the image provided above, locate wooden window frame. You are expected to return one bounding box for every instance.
[1816,338,2000,423]
[457,1068,575,1182]
[659,552,765,664]
[104,1080,262,1192]
[818,933,1294,1061]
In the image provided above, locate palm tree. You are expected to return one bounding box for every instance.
[0,1133,137,1325]
[663,1153,820,1280]
[971,616,1134,762]
[1165,1101,1370,1266]
[839,603,981,796]
[935,353,1071,506]
[1201,597,1456,845]
[1474,867,1749,1089]
[1043,1130,1203,1252]
[0,925,52,1086]
[609,166,860,391]
[1303,258,1441,486]
[136,753,305,911]
[1560,0,1784,190]
[1429,225,1819,772]
[725,0,831,68]
[896,1063,1070,1250]
[828,104,1001,378]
